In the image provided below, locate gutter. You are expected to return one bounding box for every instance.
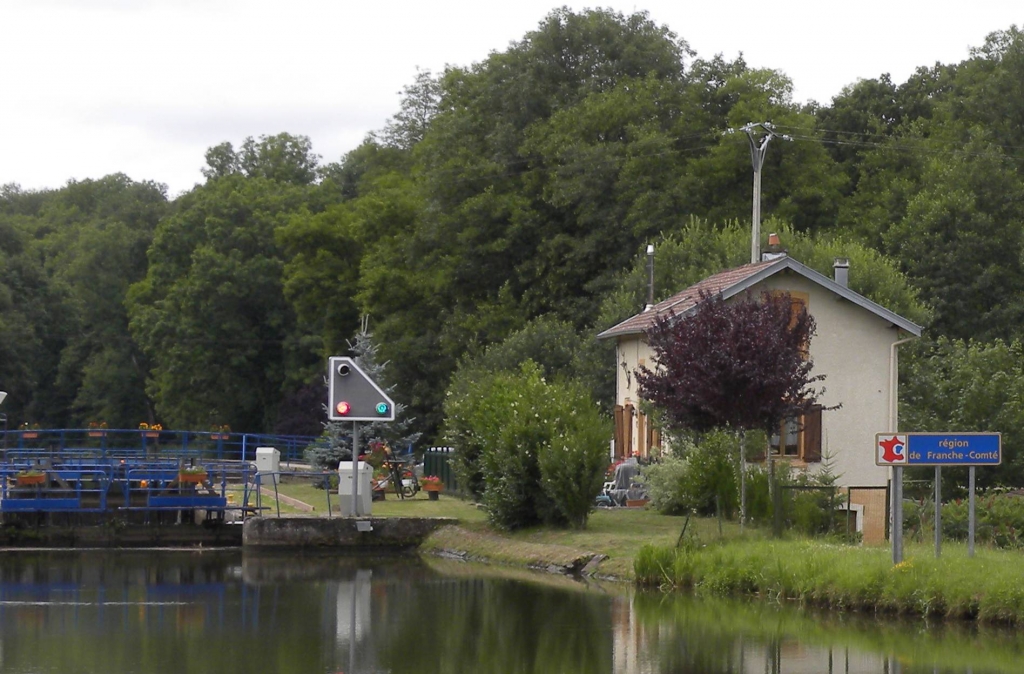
[888,335,918,432]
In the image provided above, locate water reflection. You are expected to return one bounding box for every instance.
[0,550,1020,673]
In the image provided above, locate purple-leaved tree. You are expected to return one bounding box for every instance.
[636,290,828,525]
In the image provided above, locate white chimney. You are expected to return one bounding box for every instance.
[834,258,850,288]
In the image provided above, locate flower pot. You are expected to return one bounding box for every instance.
[87,431,106,438]
[178,472,207,484]
[142,432,160,438]
[16,473,46,486]
[21,432,39,439]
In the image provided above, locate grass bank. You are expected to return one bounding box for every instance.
[636,538,1024,624]
[272,481,745,579]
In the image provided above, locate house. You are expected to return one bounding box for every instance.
[596,253,922,543]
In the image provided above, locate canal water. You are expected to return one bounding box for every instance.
[0,549,1019,673]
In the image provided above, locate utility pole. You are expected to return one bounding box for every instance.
[724,122,791,264]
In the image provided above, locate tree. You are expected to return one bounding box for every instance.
[380,68,442,150]
[127,174,311,431]
[901,338,1024,490]
[0,175,168,429]
[636,290,826,524]
[596,218,931,338]
[201,133,321,185]
[305,329,420,471]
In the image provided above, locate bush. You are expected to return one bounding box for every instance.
[641,431,738,517]
[906,492,1024,549]
[641,453,694,515]
[443,361,610,530]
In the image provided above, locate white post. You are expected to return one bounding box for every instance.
[352,421,360,517]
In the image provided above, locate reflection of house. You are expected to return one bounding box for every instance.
[597,254,922,543]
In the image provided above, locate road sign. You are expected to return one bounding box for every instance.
[876,433,1001,467]
[327,357,395,422]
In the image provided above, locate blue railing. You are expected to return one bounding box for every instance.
[0,457,265,516]
[0,428,323,463]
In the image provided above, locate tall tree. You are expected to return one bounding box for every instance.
[0,175,168,428]
[202,133,321,186]
[128,174,311,431]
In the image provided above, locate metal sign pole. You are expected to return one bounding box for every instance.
[352,421,360,517]
[968,466,976,558]
[934,466,941,559]
[892,466,903,565]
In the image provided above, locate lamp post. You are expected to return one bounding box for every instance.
[0,390,7,452]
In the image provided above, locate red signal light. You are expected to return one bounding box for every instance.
[335,401,352,416]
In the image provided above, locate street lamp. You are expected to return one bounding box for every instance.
[0,391,7,452]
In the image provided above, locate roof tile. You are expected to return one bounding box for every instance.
[597,259,778,339]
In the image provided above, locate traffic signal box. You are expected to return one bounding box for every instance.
[327,357,396,422]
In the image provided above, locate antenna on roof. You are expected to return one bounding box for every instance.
[645,244,655,311]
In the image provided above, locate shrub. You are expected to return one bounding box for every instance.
[641,453,694,515]
[907,492,1024,549]
[443,361,610,530]
[536,383,612,528]
[641,431,739,517]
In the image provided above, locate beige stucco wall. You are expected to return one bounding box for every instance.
[614,270,909,489]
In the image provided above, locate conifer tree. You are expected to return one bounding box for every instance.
[304,327,421,471]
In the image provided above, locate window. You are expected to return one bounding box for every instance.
[768,406,822,463]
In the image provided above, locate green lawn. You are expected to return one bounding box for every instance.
[270,478,746,579]
[270,479,488,521]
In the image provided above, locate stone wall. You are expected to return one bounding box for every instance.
[242,516,457,550]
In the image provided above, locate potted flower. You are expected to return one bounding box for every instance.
[421,475,443,500]
[15,469,46,487]
[178,465,208,484]
[87,421,108,438]
[19,423,40,439]
[210,424,230,441]
[139,422,163,438]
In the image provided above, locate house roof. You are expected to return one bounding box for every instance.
[596,255,923,340]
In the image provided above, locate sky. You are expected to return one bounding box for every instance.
[1,0,1019,197]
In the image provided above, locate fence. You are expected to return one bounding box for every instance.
[423,447,458,492]
[0,428,321,463]
[0,457,260,520]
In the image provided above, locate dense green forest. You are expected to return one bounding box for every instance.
[2,10,1023,479]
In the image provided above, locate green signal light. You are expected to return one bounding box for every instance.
[375,402,389,415]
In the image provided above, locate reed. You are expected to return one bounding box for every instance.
[635,538,1024,624]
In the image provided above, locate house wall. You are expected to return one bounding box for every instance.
[615,337,656,458]
[614,271,906,490]
[758,273,898,488]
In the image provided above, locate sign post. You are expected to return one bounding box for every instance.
[328,357,396,517]
[877,433,1000,564]
[934,466,941,558]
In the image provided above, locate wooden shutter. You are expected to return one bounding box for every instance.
[802,406,822,463]
[613,405,625,459]
[623,403,635,457]
[637,413,647,457]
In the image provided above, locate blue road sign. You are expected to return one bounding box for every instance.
[876,433,1001,467]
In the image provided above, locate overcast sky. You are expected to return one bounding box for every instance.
[1,0,1019,197]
